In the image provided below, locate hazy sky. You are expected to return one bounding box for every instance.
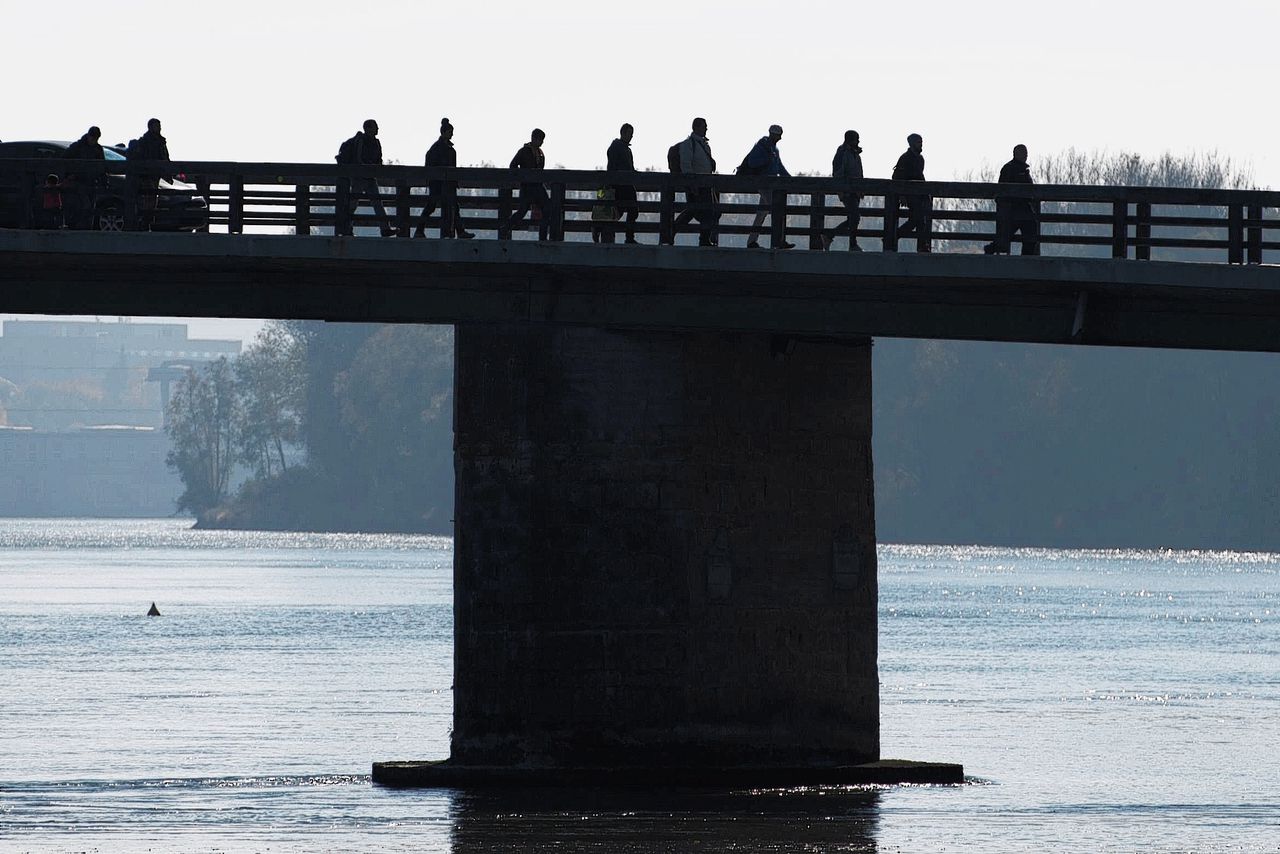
[4,0,1277,340]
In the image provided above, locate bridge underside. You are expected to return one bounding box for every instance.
[3,230,1280,351]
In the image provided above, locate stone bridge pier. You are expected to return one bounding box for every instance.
[375,323,957,786]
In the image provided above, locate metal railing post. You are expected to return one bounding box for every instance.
[335,177,351,236]
[228,175,245,234]
[918,196,933,254]
[395,179,411,238]
[550,182,566,241]
[770,187,787,248]
[807,190,824,250]
[1227,204,1244,264]
[1111,201,1128,259]
[1248,203,1263,265]
[498,187,512,239]
[123,170,140,231]
[882,194,899,252]
[1136,202,1151,261]
[659,185,675,244]
[295,183,311,235]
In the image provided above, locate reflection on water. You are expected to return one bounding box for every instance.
[448,786,881,853]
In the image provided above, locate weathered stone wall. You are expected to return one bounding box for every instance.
[453,324,877,768]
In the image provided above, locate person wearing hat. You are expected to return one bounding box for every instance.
[414,118,474,239]
[891,132,928,249]
[742,124,794,249]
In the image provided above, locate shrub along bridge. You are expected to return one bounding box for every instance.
[4,160,1280,787]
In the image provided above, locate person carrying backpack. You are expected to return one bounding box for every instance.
[127,118,172,231]
[742,124,794,249]
[666,117,718,247]
[337,119,396,237]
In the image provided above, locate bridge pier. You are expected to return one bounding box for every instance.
[374,323,958,786]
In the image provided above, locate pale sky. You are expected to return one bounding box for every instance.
[4,0,1277,341]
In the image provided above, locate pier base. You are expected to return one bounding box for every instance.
[376,324,960,785]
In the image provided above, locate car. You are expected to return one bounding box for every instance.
[0,140,209,232]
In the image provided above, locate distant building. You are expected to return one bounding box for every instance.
[0,318,241,430]
[0,319,241,518]
[0,425,182,517]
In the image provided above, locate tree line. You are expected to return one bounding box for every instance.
[165,321,453,533]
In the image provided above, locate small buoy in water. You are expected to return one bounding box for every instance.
[146,602,161,617]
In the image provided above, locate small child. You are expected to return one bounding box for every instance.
[36,174,63,230]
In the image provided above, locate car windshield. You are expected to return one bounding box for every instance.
[104,149,126,161]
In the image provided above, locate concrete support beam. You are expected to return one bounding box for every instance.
[448,324,879,771]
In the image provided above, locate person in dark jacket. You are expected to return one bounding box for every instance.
[131,118,173,231]
[743,124,794,249]
[823,129,864,251]
[413,118,474,239]
[606,123,639,243]
[507,128,551,240]
[892,133,928,248]
[984,144,1039,255]
[342,119,397,237]
[62,126,104,229]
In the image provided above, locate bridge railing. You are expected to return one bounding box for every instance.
[7,159,1279,263]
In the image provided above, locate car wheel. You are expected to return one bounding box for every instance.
[95,206,125,232]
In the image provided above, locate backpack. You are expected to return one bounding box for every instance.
[336,134,360,165]
[736,155,767,176]
[124,138,141,160]
[667,142,682,174]
[736,140,769,176]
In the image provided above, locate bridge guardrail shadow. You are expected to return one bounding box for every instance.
[4,159,1277,264]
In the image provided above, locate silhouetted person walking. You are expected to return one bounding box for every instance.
[668,117,718,246]
[984,144,1039,256]
[892,133,928,249]
[823,130,864,251]
[607,123,639,243]
[414,118,474,239]
[742,124,794,250]
[62,126,104,229]
[129,118,171,230]
[337,119,396,237]
[508,128,550,240]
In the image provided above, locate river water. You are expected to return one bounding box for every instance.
[0,518,1277,852]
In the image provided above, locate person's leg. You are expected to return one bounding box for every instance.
[616,185,638,242]
[365,178,395,234]
[1019,215,1040,256]
[746,194,769,245]
[898,195,925,241]
[693,188,716,246]
[509,184,533,231]
[986,202,1011,254]
[533,184,551,240]
[414,188,439,237]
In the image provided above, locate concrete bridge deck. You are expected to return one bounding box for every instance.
[3,229,1280,351]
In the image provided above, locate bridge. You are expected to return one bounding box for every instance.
[4,160,1280,786]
